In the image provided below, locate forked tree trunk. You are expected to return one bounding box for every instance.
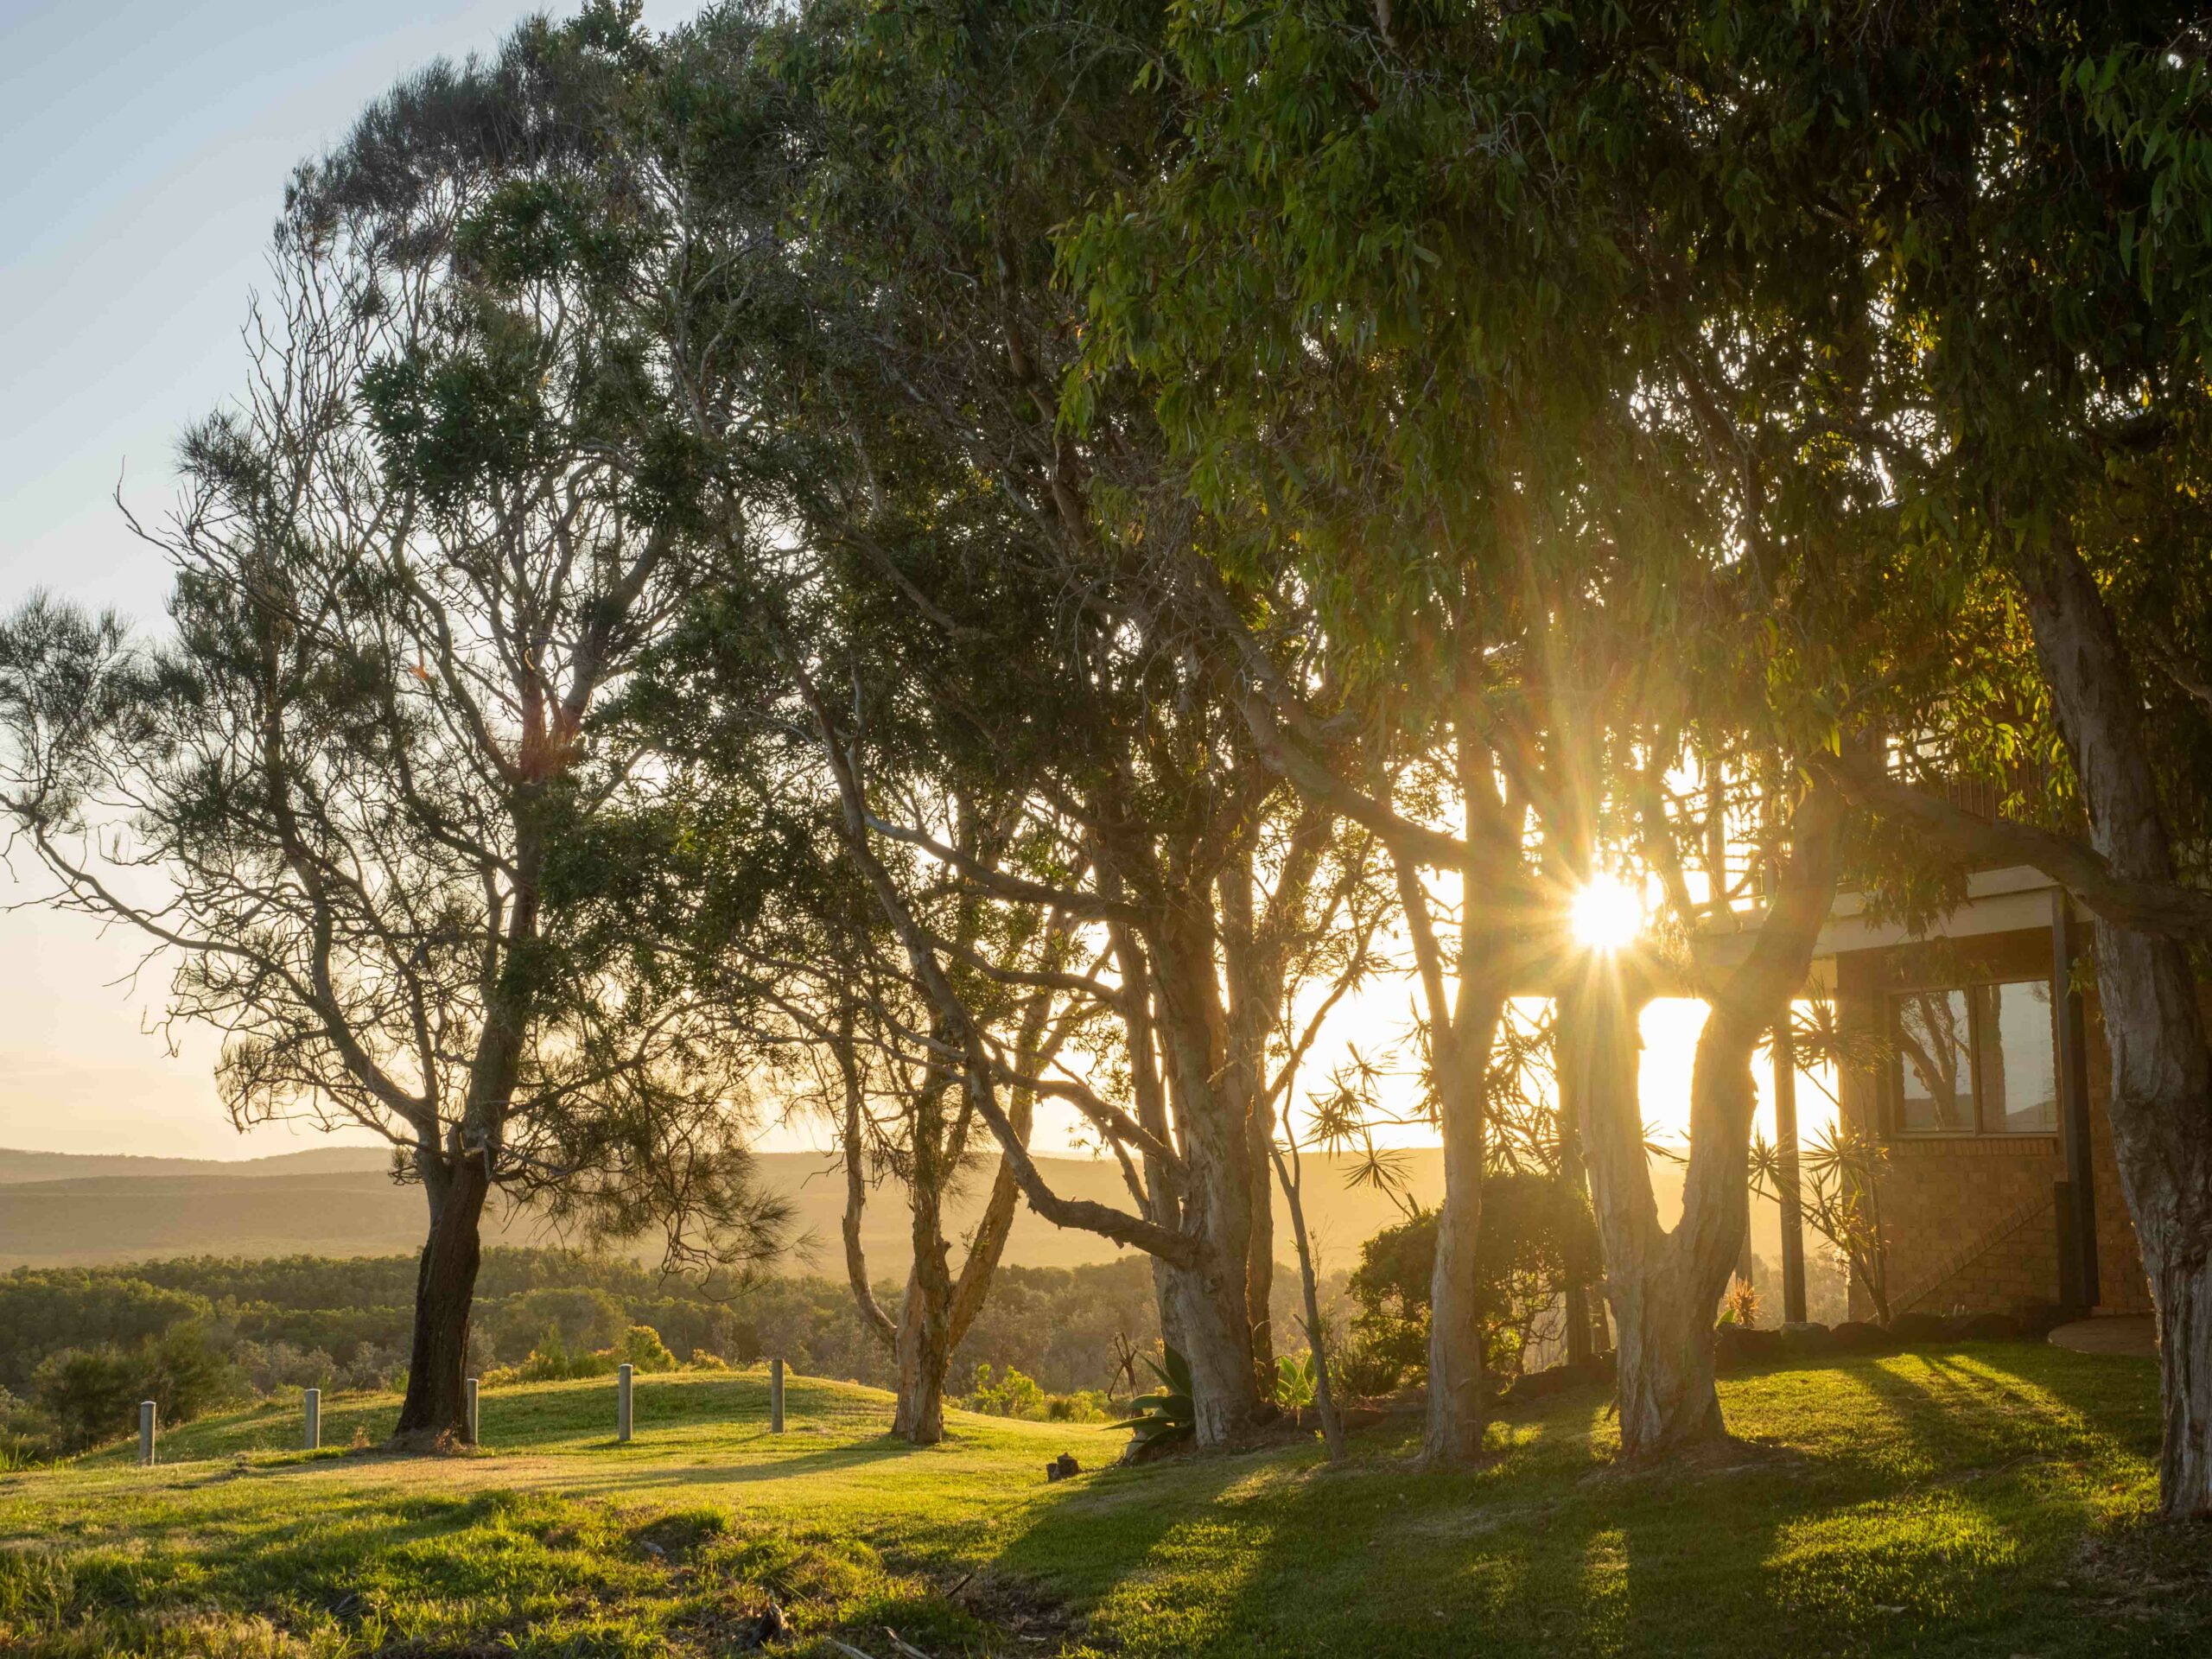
[1571,788,1843,1463]
[394,1145,491,1445]
[2018,537,2212,1519]
[843,1006,1046,1447]
[1609,1007,1772,1456]
[1608,1248,1727,1452]
[1563,969,1712,1459]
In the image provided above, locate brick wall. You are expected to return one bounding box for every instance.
[1834,926,2153,1320]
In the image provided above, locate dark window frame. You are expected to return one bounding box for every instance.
[1887,976,2059,1139]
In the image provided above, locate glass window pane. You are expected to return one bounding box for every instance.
[1980,980,2058,1133]
[1896,989,1974,1132]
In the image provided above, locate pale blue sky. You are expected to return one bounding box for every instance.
[0,0,711,1157]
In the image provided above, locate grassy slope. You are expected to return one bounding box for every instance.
[0,1346,2202,1658]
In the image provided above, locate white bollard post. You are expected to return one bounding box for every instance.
[138,1400,156,1467]
[770,1356,785,1434]
[466,1376,480,1446]
[617,1363,633,1443]
[304,1387,321,1451]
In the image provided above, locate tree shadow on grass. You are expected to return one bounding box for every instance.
[959,1349,2163,1659]
[1602,1348,2150,1659]
[971,1389,1654,1658]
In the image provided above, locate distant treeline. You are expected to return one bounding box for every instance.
[0,1249,1236,1402]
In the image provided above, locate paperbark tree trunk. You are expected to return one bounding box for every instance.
[2018,536,2212,1520]
[891,1262,951,1444]
[393,1143,491,1445]
[1562,969,1713,1458]
[1573,785,1843,1462]
[1424,997,1503,1463]
[1151,909,1268,1441]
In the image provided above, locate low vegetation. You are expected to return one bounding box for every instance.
[0,1252,1211,1459]
[0,1341,2194,1657]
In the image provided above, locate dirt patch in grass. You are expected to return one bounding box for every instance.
[942,1565,1087,1651]
[2071,1504,2212,1639]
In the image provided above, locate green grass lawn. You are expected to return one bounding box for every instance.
[0,1346,2202,1657]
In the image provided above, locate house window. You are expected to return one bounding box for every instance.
[1891,980,2059,1136]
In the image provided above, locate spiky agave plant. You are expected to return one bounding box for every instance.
[1113,1346,1194,1452]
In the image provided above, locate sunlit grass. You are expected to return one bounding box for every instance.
[0,1345,2190,1656]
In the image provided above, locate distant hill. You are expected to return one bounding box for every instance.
[0,1146,393,1185]
[0,1146,1465,1275]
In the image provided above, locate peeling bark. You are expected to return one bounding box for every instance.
[2018,537,2212,1520]
[1573,784,1844,1462]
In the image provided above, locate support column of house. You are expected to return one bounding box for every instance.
[1772,1016,1808,1325]
[2051,889,2100,1313]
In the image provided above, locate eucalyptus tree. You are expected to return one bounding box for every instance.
[635,0,1402,1444]
[0,9,790,1446]
[632,677,1111,1446]
[1064,0,1897,1461]
[1675,3,2212,1515]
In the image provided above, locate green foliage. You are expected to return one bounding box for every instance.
[0,1251,1183,1413]
[616,1325,678,1374]
[29,1323,242,1452]
[493,1287,629,1363]
[1273,1351,1316,1412]
[502,1332,620,1386]
[1345,1172,1598,1392]
[0,1271,212,1392]
[1113,1345,1196,1453]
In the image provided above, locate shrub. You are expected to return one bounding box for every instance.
[1347,1172,1598,1387]
[1719,1275,1760,1330]
[1329,1329,1408,1399]
[1274,1351,1317,1411]
[337,1343,405,1393]
[235,1339,337,1396]
[1045,1389,1109,1421]
[29,1323,241,1451]
[512,1331,619,1383]
[962,1362,1046,1418]
[615,1325,677,1374]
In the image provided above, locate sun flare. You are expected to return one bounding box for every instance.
[1570,874,1643,952]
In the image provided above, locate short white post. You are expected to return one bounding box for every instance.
[466,1376,480,1445]
[303,1387,321,1451]
[617,1362,634,1443]
[138,1400,156,1467]
[770,1356,785,1433]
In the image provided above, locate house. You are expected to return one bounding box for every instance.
[1778,867,2151,1325]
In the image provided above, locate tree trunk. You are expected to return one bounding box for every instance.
[1563,970,1716,1459]
[1160,1241,1263,1444]
[891,1267,950,1444]
[946,1077,1038,1349]
[1609,1243,1726,1453]
[1424,997,1503,1464]
[1273,1141,1345,1461]
[1151,910,1268,1444]
[2018,536,2212,1519]
[1573,785,1843,1463]
[393,1145,491,1445]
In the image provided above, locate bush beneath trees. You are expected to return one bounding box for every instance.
[1341,1173,1599,1396]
